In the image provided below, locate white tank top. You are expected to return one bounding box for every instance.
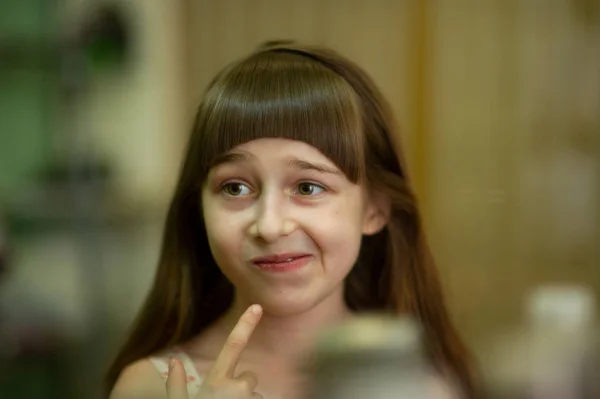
[149,347,204,398]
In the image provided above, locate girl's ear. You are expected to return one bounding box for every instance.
[362,191,391,236]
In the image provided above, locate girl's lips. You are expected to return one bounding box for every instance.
[251,254,313,272]
[251,253,311,264]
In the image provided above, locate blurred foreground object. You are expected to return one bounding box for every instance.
[311,316,458,399]
[482,285,599,398]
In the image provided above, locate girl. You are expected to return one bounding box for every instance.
[107,42,476,399]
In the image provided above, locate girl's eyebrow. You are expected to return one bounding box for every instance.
[287,158,342,176]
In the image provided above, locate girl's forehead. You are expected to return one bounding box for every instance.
[213,138,341,170]
[232,138,328,155]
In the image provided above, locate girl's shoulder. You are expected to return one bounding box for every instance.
[109,357,165,399]
[109,347,203,399]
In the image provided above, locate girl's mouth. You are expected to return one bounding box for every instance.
[251,253,313,272]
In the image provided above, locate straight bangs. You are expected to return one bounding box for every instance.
[194,50,365,182]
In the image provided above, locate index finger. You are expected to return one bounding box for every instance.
[211,304,263,378]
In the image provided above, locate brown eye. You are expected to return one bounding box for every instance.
[296,183,324,196]
[222,183,250,196]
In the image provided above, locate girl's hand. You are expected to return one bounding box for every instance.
[166,305,264,399]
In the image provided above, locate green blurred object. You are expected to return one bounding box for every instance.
[0,0,58,201]
[81,5,131,71]
[0,2,67,398]
[0,69,56,198]
[1,2,132,399]
[0,0,56,40]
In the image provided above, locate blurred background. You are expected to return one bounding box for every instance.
[0,0,598,397]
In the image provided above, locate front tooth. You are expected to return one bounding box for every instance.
[286,258,293,262]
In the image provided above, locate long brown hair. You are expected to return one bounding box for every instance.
[106,43,477,397]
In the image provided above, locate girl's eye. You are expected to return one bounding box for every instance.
[295,182,325,196]
[221,182,252,197]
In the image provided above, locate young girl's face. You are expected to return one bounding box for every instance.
[202,138,384,316]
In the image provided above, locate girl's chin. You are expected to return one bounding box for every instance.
[243,292,321,318]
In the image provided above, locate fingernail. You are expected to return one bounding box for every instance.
[250,304,262,314]
[168,357,176,371]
